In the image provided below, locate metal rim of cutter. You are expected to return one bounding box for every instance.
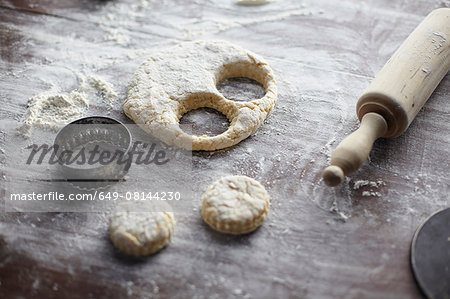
[53,116,132,188]
[411,207,450,298]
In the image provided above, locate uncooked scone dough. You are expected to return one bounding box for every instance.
[109,202,175,256]
[124,40,277,151]
[201,175,270,234]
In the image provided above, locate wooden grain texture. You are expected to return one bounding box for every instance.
[1,0,449,298]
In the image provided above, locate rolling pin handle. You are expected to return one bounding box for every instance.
[322,113,388,187]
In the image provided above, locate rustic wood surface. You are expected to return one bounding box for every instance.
[1,0,449,298]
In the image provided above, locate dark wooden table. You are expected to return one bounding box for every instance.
[1,0,449,298]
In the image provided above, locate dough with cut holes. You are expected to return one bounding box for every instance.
[124,40,277,151]
[109,202,175,256]
[201,175,270,234]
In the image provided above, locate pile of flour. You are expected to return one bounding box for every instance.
[19,87,88,137]
[19,75,118,137]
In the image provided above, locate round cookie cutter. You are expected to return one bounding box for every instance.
[53,116,132,190]
[124,40,278,151]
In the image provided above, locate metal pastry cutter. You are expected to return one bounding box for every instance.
[53,116,132,190]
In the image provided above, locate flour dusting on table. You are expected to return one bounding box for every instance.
[86,75,118,108]
[19,87,89,137]
[236,0,277,6]
[19,73,119,136]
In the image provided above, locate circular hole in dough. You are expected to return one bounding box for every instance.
[179,107,230,137]
[201,175,270,235]
[216,77,266,102]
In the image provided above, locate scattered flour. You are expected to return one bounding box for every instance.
[86,75,118,108]
[104,28,130,46]
[236,0,277,6]
[329,199,349,222]
[181,8,313,40]
[218,8,312,29]
[338,212,348,221]
[362,191,381,197]
[354,180,385,197]
[19,74,118,136]
[353,179,385,190]
[321,137,336,163]
[97,4,133,46]
[96,0,158,46]
[19,87,89,137]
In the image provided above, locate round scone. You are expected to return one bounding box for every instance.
[123,40,277,151]
[201,175,270,234]
[109,202,175,256]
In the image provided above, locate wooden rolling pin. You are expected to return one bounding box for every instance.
[323,8,450,187]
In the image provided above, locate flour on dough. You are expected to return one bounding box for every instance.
[201,175,270,234]
[124,40,277,151]
[109,202,175,256]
